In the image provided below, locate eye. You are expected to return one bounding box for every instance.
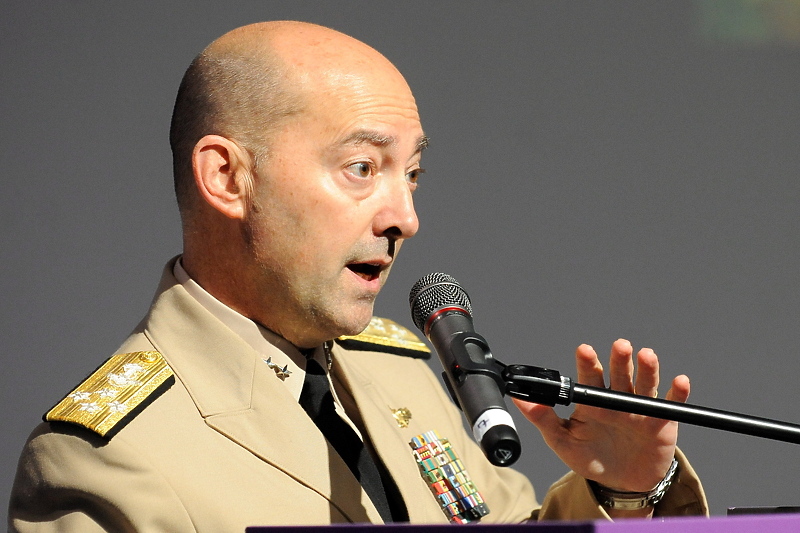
[346,161,374,179]
[407,167,425,186]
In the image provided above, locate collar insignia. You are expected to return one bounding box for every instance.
[263,357,292,381]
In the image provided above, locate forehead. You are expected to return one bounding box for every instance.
[310,85,423,155]
[282,55,423,142]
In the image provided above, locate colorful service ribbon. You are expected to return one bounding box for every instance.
[409,430,490,523]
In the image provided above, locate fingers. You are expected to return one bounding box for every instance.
[579,338,638,393]
[665,374,691,403]
[575,344,605,388]
[577,339,663,398]
[608,339,635,392]
[576,340,685,401]
[633,348,660,398]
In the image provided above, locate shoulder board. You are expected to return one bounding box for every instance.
[45,351,174,439]
[337,317,431,359]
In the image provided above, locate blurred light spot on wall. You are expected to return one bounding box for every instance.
[696,0,800,45]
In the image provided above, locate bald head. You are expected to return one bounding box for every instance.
[172,22,424,345]
[169,21,411,219]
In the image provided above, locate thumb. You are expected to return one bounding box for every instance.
[513,398,563,436]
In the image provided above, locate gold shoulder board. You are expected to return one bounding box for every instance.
[45,351,174,438]
[337,317,431,359]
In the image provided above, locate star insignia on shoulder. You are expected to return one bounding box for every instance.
[263,357,292,381]
[45,351,174,438]
[337,316,431,359]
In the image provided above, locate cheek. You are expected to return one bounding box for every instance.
[297,192,374,249]
[252,170,378,260]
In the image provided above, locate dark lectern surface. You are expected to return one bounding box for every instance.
[247,513,800,533]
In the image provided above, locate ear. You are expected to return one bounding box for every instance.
[191,135,254,220]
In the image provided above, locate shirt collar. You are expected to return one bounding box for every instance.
[173,257,322,400]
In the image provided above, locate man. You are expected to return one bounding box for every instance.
[9,21,707,531]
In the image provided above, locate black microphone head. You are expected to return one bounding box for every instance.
[409,272,473,334]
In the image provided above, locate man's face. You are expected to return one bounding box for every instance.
[243,70,425,347]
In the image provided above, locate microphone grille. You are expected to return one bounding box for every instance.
[409,272,473,332]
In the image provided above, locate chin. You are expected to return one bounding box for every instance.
[337,305,375,336]
[340,317,373,337]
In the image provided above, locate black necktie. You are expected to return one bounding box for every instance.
[299,358,400,522]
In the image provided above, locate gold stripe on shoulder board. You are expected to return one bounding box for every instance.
[338,316,430,354]
[46,351,173,437]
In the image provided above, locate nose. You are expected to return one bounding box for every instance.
[374,175,419,241]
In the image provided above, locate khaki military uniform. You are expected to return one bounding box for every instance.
[9,260,707,531]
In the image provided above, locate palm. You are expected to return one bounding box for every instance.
[514,339,689,492]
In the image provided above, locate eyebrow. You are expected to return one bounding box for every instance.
[339,130,430,154]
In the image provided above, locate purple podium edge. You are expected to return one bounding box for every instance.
[247,513,800,532]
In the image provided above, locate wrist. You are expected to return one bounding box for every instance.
[588,458,679,511]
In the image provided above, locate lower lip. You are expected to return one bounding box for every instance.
[347,268,382,292]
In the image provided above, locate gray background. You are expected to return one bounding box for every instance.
[3,0,800,523]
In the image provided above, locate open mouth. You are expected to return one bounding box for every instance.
[347,262,382,282]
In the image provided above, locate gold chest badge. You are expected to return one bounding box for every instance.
[391,407,412,428]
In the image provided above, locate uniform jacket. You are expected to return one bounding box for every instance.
[9,261,708,531]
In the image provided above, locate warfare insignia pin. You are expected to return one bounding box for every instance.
[409,430,490,524]
[391,407,412,428]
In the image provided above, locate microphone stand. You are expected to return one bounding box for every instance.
[499,363,800,445]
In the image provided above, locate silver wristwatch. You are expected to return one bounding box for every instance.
[588,458,679,511]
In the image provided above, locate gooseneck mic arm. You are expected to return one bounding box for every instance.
[503,363,800,445]
[411,272,800,468]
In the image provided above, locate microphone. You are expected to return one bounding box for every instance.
[409,273,521,467]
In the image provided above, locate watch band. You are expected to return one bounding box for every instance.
[588,458,679,511]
